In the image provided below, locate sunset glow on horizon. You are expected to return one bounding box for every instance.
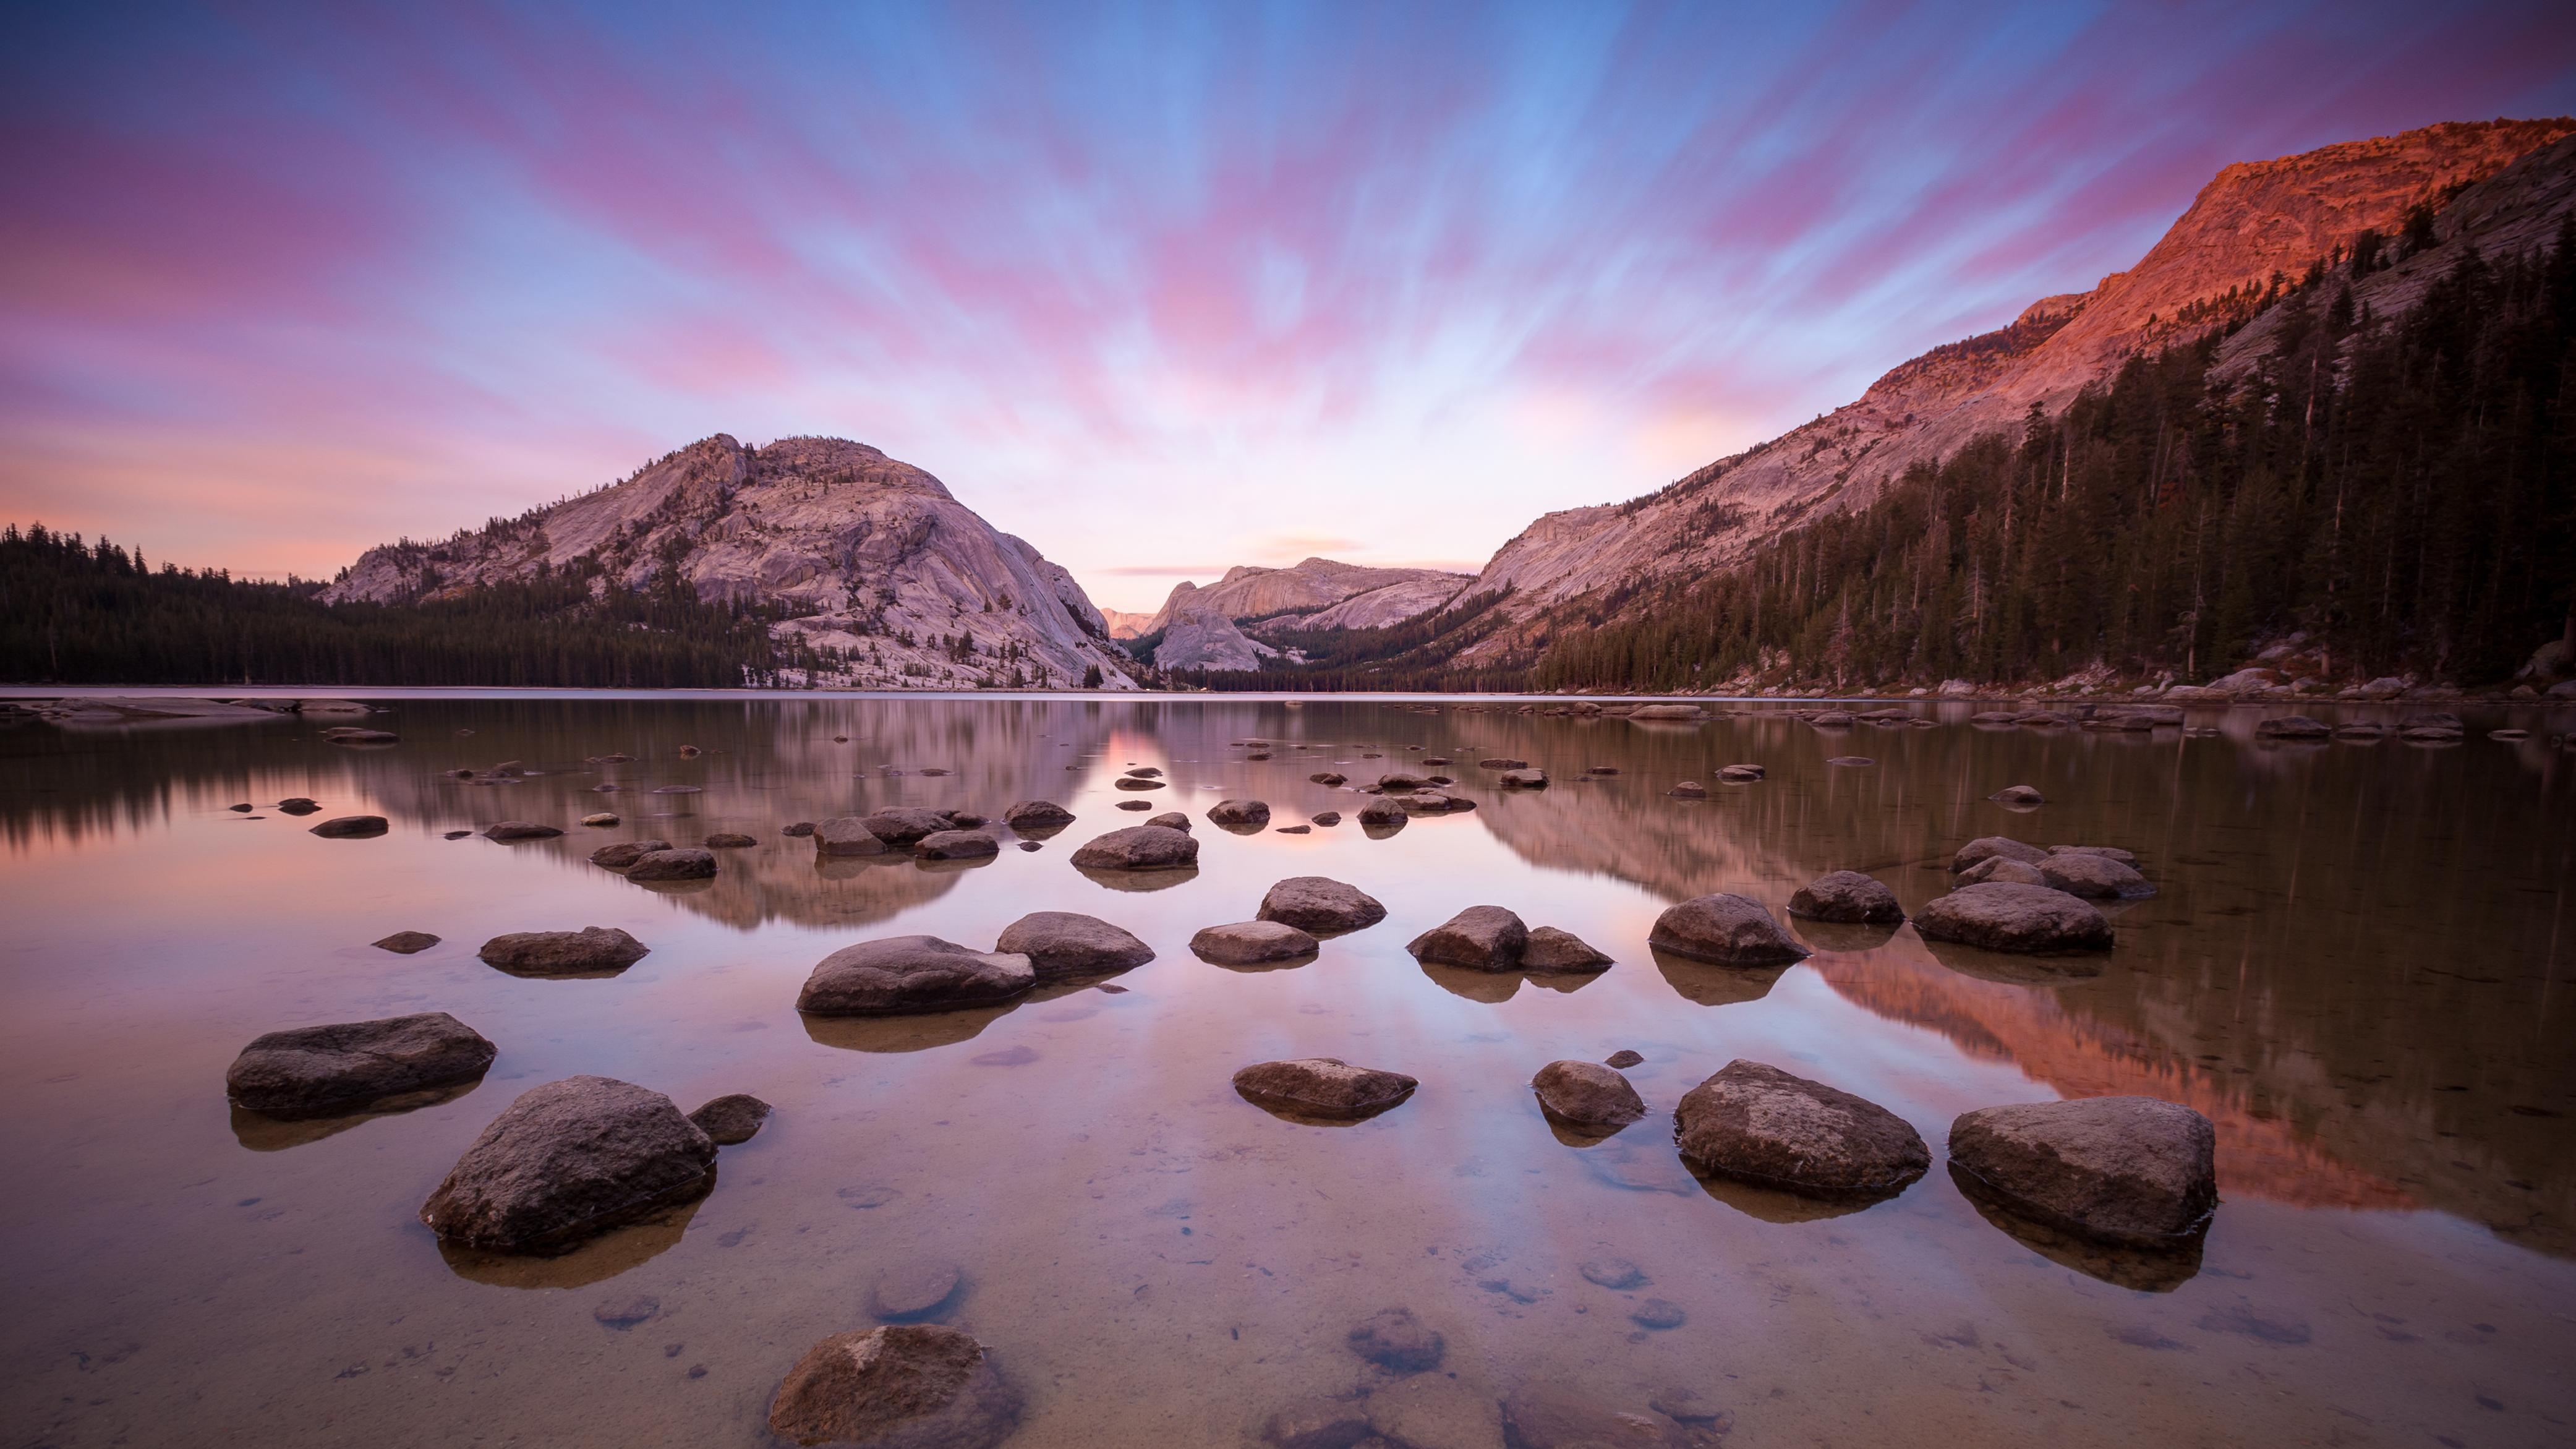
[6,1,2574,613]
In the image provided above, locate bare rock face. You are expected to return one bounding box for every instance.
[766,1323,1021,1448]
[1647,894,1810,965]
[478,927,650,976]
[1069,824,1199,870]
[1532,1060,1646,1131]
[688,1093,772,1145]
[1522,926,1612,971]
[797,936,1036,1015]
[589,839,672,868]
[1233,1058,1417,1120]
[1191,920,1319,966]
[814,816,890,857]
[309,814,388,839]
[994,912,1154,977]
[1786,871,1904,924]
[1948,1096,2219,1246]
[226,1012,497,1118]
[1256,876,1388,934]
[1914,883,2113,954]
[2036,852,2156,899]
[1407,905,1529,969]
[1673,1060,1930,1199]
[1950,836,2050,873]
[1207,798,1271,827]
[625,847,718,881]
[1143,558,1472,670]
[1958,855,2047,886]
[419,1076,716,1253]
[322,434,1139,693]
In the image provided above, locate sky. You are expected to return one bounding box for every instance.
[4,3,2574,614]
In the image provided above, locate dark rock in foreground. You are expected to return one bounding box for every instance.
[1407,905,1529,969]
[1532,1060,1645,1130]
[1191,920,1318,965]
[589,839,672,868]
[766,1323,1021,1449]
[626,847,718,881]
[1070,824,1200,870]
[419,1075,715,1253]
[226,1011,497,1118]
[796,936,1036,1015]
[309,814,388,839]
[688,1093,772,1145]
[1674,1059,1929,1199]
[1786,871,1903,924]
[994,912,1154,977]
[1915,883,2113,953]
[1647,894,1810,965]
[1233,1058,1417,1120]
[373,930,441,954]
[1256,876,1387,933]
[1346,1306,1443,1372]
[478,927,650,975]
[1949,1096,2217,1247]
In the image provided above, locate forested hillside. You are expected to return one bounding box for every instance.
[0,524,815,687]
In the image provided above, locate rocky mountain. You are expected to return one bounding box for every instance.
[1448,118,2576,664]
[1135,557,1472,670]
[1099,609,1156,640]
[323,435,1142,690]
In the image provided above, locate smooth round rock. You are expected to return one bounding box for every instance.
[581,812,621,827]
[1914,883,2113,953]
[1405,905,1528,969]
[589,839,672,868]
[1674,1060,1929,1199]
[994,912,1154,977]
[482,821,563,841]
[703,832,757,848]
[309,814,388,839]
[858,808,956,847]
[226,1012,496,1118]
[1145,811,1191,831]
[796,936,1036,1015]
[813,816,890,857]
[1256,876,1387,933]
[626,847,717,881]
[419,1075,715,1252]
[2037,852,2156,899]
[1532,1060,1645,1130]
[1950,836,2049,873]
[1604,1049,1645,1069]
[766,1323,1020,1449]
[1522,926,1612,971]
[1206,798,1271,826]
[1069,824,1199,870]
[1647,894,1810,965]
[1787,871,1903,924]
[1310,810,1342,827]
[372,931,441,954]
[780,821,817,837]
[913,829,1000,860]
[1356,800,1409,826]
[1668,782,1707,798]
[1191,920,1318,965]
[688,1093,772,1145]
[477,927,649,975]
[1308,772,1347,785]
[275,797,321,814]
[870,1262,965,1322]
[1717,764,1765,782]
[1958,856,2046,886]
[1003,800,1074,830]
[2050,844,2139,868]
[1233,1058,1417,1120]
[1949,1096,2217,1246]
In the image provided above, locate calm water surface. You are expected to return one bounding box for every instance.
[4,695,2574,1448]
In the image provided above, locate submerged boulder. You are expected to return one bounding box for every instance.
[1949,1096,2217,1247]
[477,927,650,976]
[1346,1306,1444,1372]
[1501,1384,1708,1449]
[1232,1058,1417,1120]
[1255,876,1388,933]
[1786,871,1904,924]
[1914,883,2113,953]
[796,936,1036,1015]
[1532,1060,1645,1130]
[766,1323,1021,1449]
[1673,1060,1929,1199]
[1406,905,1529,969]
[226,1012,496,1118]
[994,912,1154,977]
[419,1076,715,1252]
[1069,824,1199,870]
[1190,920,1318,965]
[1647,894,1810,965]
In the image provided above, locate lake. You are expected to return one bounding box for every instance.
[2,693,2572,1447]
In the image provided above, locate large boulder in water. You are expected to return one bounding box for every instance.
[766,1323,1021,1449]
[419,1075,716,1252]
[477,927,650,976]
[1232,1058,1417,1120]
[1646,894,1809,965]
[688,1093,772,1145]
[226,1012,496,1118]
[994,912,1154,977]
[1948,1096,2217,1247]
[1950,836,2048,873]
[814,816,890,857]
[1915,883,2112,953]
[1532,1060,1645,1131]
[1673,1060,1929,1199]
[1256,876,1387,934]
[1002,800,1074,831]
[309,814,388,839]
[625,847,717,881]
[1069,824,1199,870]
[2036,852,2155,899]
[796,936,1036,1015]
[1786,871,1903,923]
[859,808,956,847]
[1406,905,1529,969]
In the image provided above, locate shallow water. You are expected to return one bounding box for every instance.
[4,693,2574,1448]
